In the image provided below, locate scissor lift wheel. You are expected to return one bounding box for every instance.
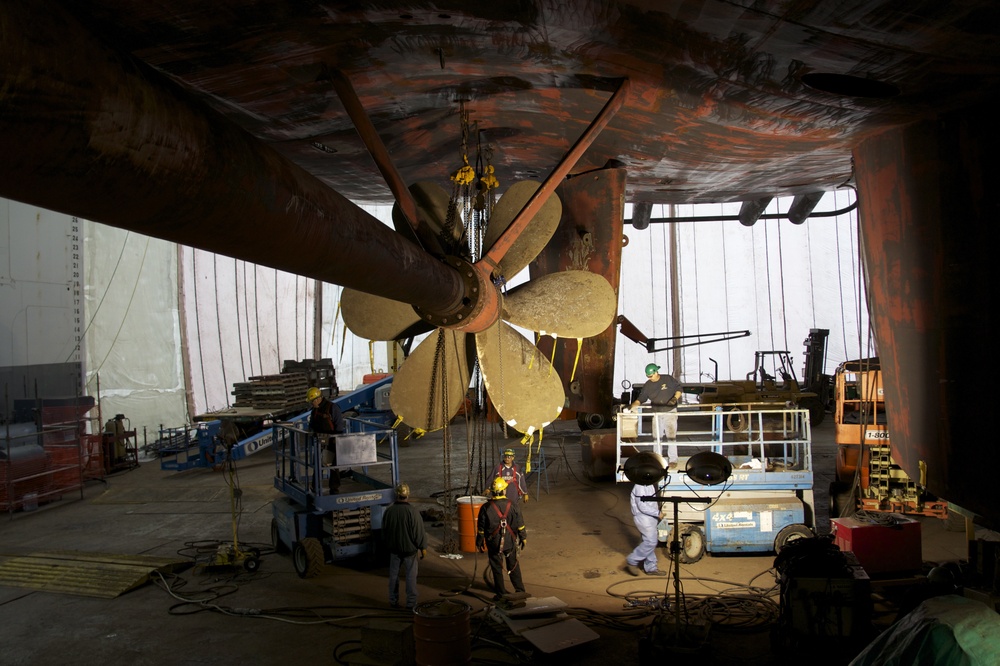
[293,537,325,578]
[271,519,289,554]
[774,523,813,553]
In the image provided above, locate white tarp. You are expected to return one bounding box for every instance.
[616,190,871,390]
[82,225,188,439]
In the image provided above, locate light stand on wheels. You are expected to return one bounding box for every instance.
[622,450,732,656]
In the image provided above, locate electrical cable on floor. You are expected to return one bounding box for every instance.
[156,571,408,624]
[694,593,780,631]
[852,510,903,527]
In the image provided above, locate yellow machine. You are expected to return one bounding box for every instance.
[829,358,947,519]
[681,330,830,427]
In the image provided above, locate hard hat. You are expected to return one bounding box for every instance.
[503,448,515,457]
[491,477,508,496]
[395,482,410,499]
[644,363,660,377]
[306,387,322,402]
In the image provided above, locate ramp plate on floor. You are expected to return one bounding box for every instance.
[0,550,189,598]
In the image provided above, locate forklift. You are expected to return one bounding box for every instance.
[828,358,948,519]
[681,329,830,426]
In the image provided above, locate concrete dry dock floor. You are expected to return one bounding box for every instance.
[0,418,967,665]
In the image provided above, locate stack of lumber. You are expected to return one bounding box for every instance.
[230,373,310,411]
[229,359,339,411]
[281,358,339,396]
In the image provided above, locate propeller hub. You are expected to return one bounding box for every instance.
[412,257,500,333]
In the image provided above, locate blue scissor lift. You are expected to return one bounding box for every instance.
[270,414,400,578]
[616,403,815,563]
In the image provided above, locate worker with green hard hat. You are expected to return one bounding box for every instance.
[630,363,682,466]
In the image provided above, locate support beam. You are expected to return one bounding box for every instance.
[0,0,464,315]
[482,78,629,271]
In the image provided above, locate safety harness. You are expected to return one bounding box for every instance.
[489,499,517,548]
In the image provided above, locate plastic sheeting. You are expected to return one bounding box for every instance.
[83,224,188,439]
[615,190,870,390]
[849,595,1000,666]
[178,247,318,414]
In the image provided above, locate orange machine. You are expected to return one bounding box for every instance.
[829,359,947,519]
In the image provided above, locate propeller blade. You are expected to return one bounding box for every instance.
[483,180,561,279]
[390,329,471,431]
[391,181,458,255]
[341,288,425,341]
[502,270,618,338]
[476,320,564,434]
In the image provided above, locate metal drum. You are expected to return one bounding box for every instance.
[412,599,471,666]
[455,496,487,553]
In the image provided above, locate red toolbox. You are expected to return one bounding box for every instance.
[830,514,922,576]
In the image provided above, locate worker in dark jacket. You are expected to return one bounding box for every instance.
[307,386,346,493]
[476,477,527,600]
[381,482,427,609]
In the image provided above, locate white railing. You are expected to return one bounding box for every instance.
[615,403,813,488]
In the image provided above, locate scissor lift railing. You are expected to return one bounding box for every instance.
[272,418,398,512]
[616,404,815,527]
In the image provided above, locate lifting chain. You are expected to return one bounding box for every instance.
[426,330,459,554]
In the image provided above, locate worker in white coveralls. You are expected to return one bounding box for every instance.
[624,481,668,577]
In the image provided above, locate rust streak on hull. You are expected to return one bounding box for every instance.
[855,104,995,521]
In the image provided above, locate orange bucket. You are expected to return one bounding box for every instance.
[456,495,487,553]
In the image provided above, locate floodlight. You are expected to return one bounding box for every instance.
[684,451,733,486]
[622,451,667,485]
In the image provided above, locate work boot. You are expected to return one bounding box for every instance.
[624,564,641,577]
[646,569,668,576]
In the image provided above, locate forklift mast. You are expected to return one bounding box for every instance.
[801,329,830,391]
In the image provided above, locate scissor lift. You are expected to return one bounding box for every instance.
[270,418,400,578]
[616,403,816,562]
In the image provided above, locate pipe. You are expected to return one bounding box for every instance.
[0,0,464,315]
[482,77,630,270]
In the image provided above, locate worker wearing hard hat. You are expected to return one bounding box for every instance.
[381,481,427,609]
[630,363,682,467]
[307,386,346,493]
[476,477,528,600]
[490,448,529,504]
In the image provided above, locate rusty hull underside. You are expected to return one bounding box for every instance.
[26,0,1000,205]
[1,1,998,525]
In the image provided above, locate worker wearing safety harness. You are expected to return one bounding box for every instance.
[307,386,346,494]
[476,477,527,600]
[630,363,682,466]
[490,448,528,504]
